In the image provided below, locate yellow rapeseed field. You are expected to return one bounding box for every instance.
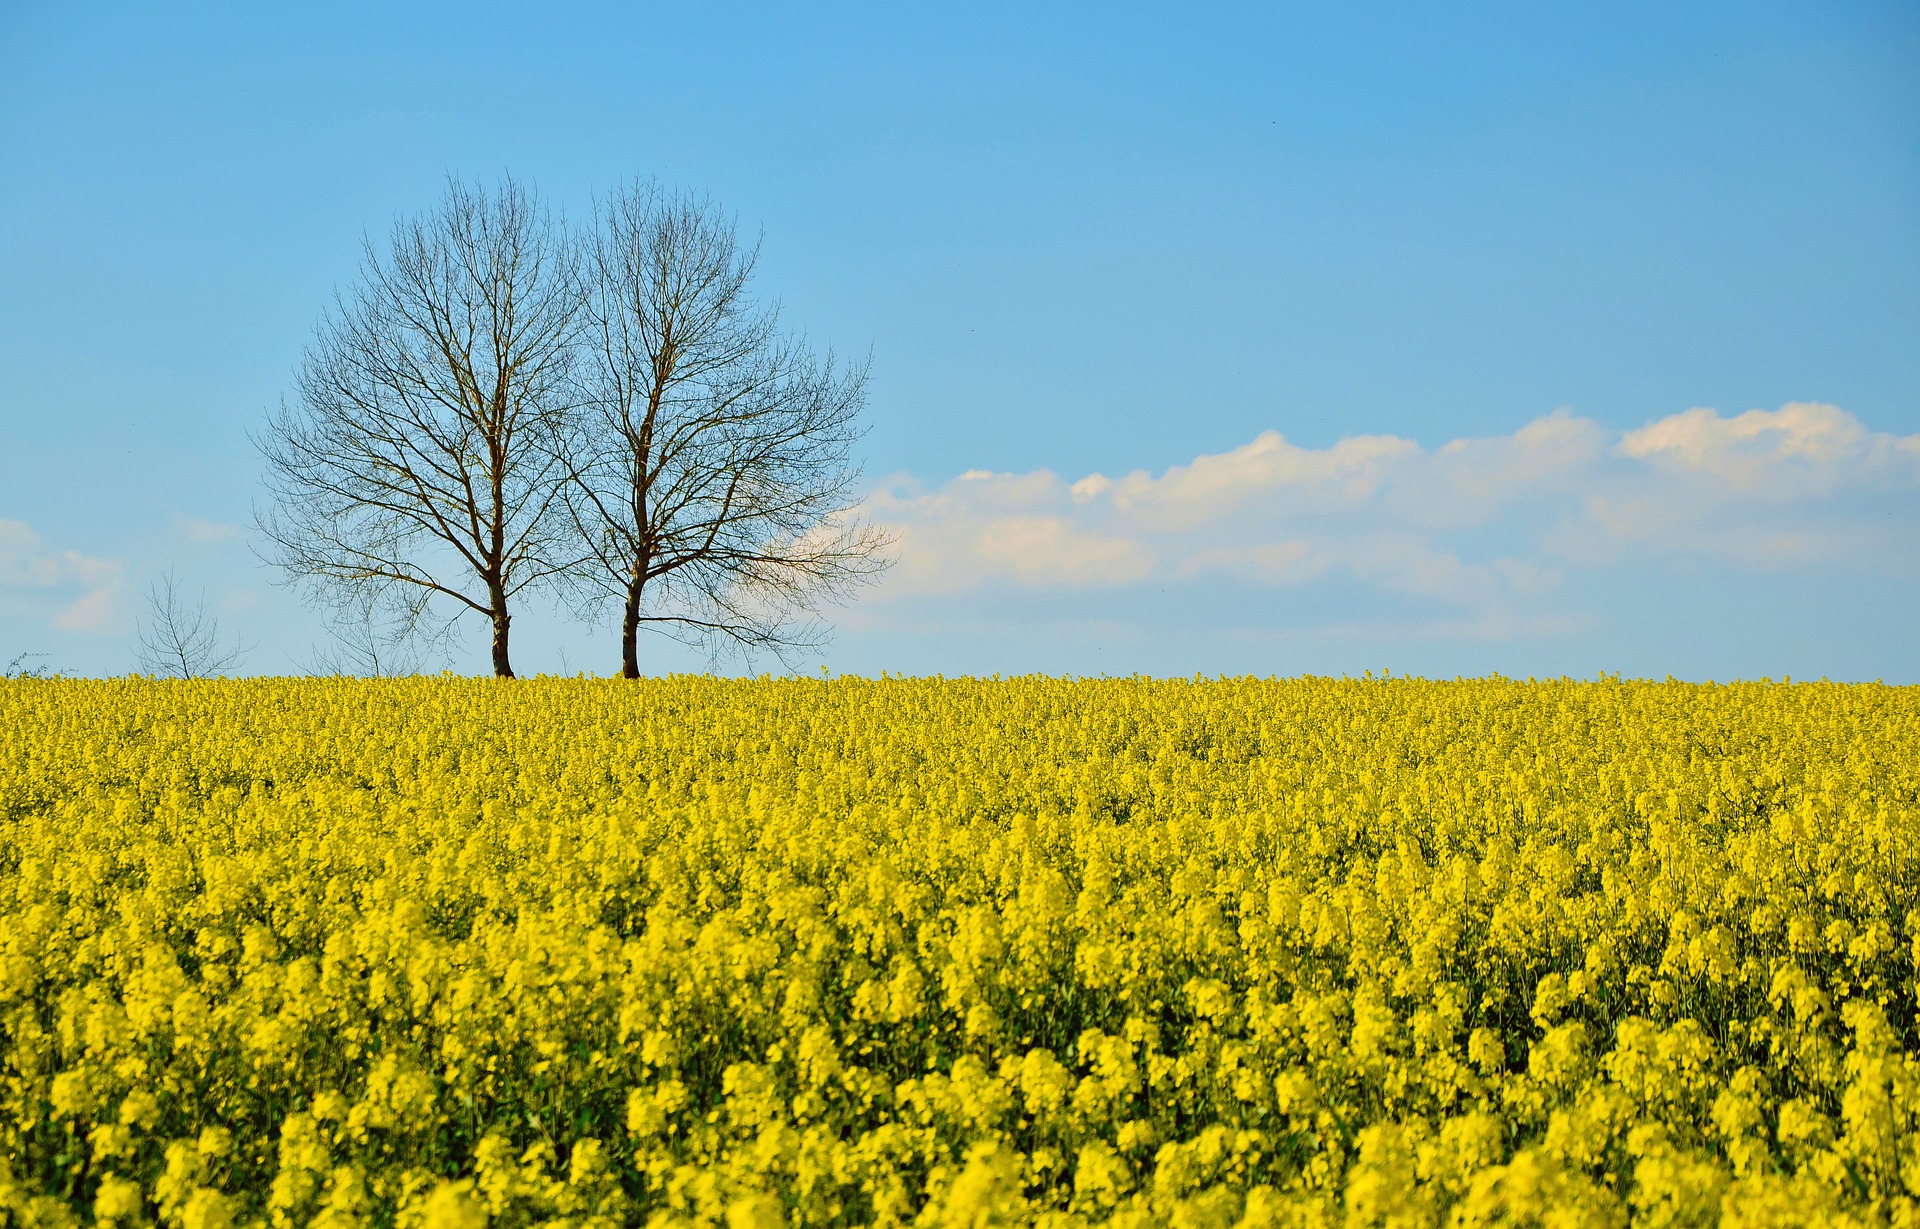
[2,677,1916,1229]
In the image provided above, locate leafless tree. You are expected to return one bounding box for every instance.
[255,176,581,678]
[300,594,430,677]
[565,181,889,676]
[136,570,251,678]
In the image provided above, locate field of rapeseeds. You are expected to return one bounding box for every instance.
[1,677,1916,1228]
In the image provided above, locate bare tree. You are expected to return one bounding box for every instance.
[300,594,430,677]
[136,570,250,678]
[565,181,888,676]
[255,176,580,678]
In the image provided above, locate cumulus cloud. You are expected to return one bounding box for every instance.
[1547,402,1920,567]
[1106,430,1419,531]
[856,403,1919,639]
[865,471,1154,595]
[1399,409,1610,528]
[0,518,128,634]
[1619,402,1920,498]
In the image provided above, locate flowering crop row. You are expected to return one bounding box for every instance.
[1,677,1916,1228]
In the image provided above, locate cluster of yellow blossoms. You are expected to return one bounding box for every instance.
[1,676,1916,1228]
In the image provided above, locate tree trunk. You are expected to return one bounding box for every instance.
[490,607,515,678]
[620,575,643,679]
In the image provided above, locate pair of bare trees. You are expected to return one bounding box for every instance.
[256,176,887,678]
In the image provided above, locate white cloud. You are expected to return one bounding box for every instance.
[54,584,127,633]
[1063,410,1610,535]
[1398,409,1610,528]
[1563,490,1906,569]
[1179,535,1561,619]
[1552,403,1920,567]
[0,518,120,589]
[1177,541,1327,585]
[864,472,1154,595]
[1619,402,1920,498]
[855,402,1919,639]
[1102,430,1419,531]
[171,514,249,546]
[0,518,128,635]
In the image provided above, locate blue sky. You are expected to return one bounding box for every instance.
[2,1,1916,680]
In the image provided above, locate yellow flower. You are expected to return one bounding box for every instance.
[421,1180,487,1229]
[0,676,1912,1224]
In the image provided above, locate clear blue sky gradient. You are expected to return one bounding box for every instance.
[1,2,1915,679]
